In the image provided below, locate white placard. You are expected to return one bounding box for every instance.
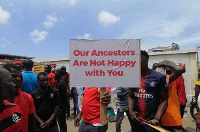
[70,39,141,87]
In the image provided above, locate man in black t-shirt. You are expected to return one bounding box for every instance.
[32,72,58,132]
[55,69,68,132]
[128,50,168,132]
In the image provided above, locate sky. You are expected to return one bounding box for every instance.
[0,0,200,59]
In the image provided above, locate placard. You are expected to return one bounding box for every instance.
[70,39,140,87]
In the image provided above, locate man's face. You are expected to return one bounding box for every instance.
[54,71,59,80]
[10,68,22,92]
[16,64,23,71]
[0,70,15,100]
[38,75,49,89]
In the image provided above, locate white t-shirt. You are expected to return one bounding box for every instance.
[198,94,200,108]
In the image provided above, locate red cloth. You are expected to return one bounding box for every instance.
[0,100,22,132]
[14,89,36,132]
[82,87,110,124]
[13,61,23,66]
[48,72,55,87]
[175,76,187,105]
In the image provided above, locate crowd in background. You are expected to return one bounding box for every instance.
[1,50,200,132]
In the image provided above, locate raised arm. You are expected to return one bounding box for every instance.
[151,90,168,125]
[158,61,184,83]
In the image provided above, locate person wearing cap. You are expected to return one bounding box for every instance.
[175,63,187,118]
[13,61,23,71]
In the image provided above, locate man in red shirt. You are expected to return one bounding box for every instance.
[3,63,36,132]
[175,63,187,118]
[74,87,111,132]
[0,68,23,132]
[45,65,55,87]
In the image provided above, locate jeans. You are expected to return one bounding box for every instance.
[197,128,200,132]
[73,93,80,115]
[78,120,108,132]
[57,108,67,132]
[116,109,133,132]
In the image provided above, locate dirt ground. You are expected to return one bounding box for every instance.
[67,106,196,132]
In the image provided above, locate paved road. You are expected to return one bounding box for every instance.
[67,106,196,132]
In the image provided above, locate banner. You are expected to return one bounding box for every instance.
[70,39,141,87]
[32,65,44,74]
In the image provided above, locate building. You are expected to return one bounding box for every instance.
[34,58,70,72]
[148,49,199,102]
[0,53,34,66]
[148,46,173,53]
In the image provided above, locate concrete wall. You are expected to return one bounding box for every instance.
[34,58,70,72]
[148,52,197,102]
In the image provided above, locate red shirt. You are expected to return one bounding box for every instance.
[82,87,110,124]
[14,89,36,132]
[48,72,55,87]
[0,100,22,132]
[161,75,183,126]
[175,76,187,105]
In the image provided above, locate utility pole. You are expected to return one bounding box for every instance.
[197,46,200,69]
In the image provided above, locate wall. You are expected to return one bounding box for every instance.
[53,60,70,72]
[149,52,197,102]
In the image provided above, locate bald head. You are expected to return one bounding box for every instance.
[0,68,9,83]
[0,68,15,102]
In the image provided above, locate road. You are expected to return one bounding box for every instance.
[67,106,196,132]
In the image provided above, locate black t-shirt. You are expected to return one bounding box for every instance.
[57,80,68,109]
[31,87,58,127]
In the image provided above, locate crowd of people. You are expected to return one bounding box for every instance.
[0,50,200,132]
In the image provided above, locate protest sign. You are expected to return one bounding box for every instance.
[32,65,44,74]
[70,39,141,87]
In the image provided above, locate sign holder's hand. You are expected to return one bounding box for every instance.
[100,87,107,125]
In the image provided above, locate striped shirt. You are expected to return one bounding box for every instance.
[0,100,22,132]
[116,87,129,112]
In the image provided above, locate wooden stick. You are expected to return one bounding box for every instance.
[100,87,107,125]
[144,122,169,132]
[138,117,169,132]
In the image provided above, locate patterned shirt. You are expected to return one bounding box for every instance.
[0,100,22,132]
[130,70,168,120]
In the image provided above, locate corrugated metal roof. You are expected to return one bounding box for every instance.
[149,49,198,56]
